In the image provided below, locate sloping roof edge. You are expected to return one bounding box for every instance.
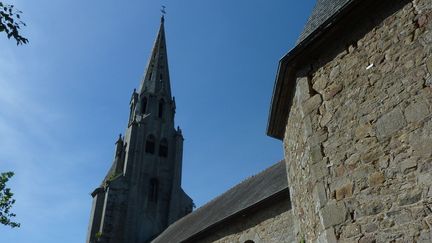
[184,188,289,243]
[152,160,288,243]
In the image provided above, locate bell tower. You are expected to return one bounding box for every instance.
[86,16,193,243]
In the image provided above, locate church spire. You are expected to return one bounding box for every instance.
[139,15,171,98]
[87,13,193,243]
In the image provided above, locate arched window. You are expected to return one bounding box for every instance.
[141,97,147,114]
[244,241,254,243]
[149,178,159,202]
[158,99,165,118]
[149,71,153,81]
[159,139,168,158]
[145,135,155,154]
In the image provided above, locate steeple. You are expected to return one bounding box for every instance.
[86,15,193,243]
[139,16,172,98]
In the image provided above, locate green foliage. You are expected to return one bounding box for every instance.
[0,2,28,45]
[0,171,20,228]
[95,231,102,239]
[299,235,305,243]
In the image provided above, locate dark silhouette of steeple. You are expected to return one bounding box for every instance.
[86,16,193,243]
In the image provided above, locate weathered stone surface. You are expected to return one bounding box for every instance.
[427,57,432,74]
[361,200,384,216]
[341,223,361,238]
[302,94,323,117]
[360,150,381,164]
[387,208,413,225]
[323,83,343,100]
[335,183,353,200]
[358,234,376,243]
[375,108,407,139]
[282,1,432,242]
[426,76,432,86]
[310,145,324,164]
[311,162,328,179]
[368,172,385,186]
[418,230,432,243]
[313,76,328,92]
[297,77,312,102]
[424,215,432,228]
[363,222,378,233]
[313,182,328,210]
[355,123,373,139]
[317,227,337,243]
[400,158,417,173]
[335,164,345,177]
[320,202,347,228]
[399,189,422,206]
[409,135,432,157]
[320,110,333,127]
[404,101,429,123]
[195,199,295,243]
[329,65,341,80]
[308,129,328,146]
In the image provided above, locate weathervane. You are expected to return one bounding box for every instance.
[161,5,166,16]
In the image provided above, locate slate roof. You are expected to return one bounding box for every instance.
[297,0,354,44]
[152,160,288,243]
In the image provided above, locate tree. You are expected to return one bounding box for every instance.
[0,171,20,228]
[0,2,28,45]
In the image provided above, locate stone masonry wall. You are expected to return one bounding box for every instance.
[284,1,432,242]
[194,197,295,243]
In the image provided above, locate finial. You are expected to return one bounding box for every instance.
[115,133,123,145]
[161,5,166,23]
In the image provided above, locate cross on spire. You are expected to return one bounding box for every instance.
[161,5,166,23]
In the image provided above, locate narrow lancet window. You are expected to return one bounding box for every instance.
[145,135,155,154]
[149,71,153,81]
[159,139,168,158]
[141,97,147,114]
[149,178,159,202]
[158,99,165,118]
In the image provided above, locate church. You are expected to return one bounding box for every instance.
[88,0,432,242]
[86,16,193,243]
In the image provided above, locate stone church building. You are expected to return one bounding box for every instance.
[267,0,432,242]
[86,16,193,243]
[88,0,432,242]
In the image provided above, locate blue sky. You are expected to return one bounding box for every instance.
[0,0,315,242]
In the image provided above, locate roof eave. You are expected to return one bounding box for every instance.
[266,0,360,140]
[183,188,290,242]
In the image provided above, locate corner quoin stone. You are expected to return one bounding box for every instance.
[301,94,323,117]
[319,202,347,229]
